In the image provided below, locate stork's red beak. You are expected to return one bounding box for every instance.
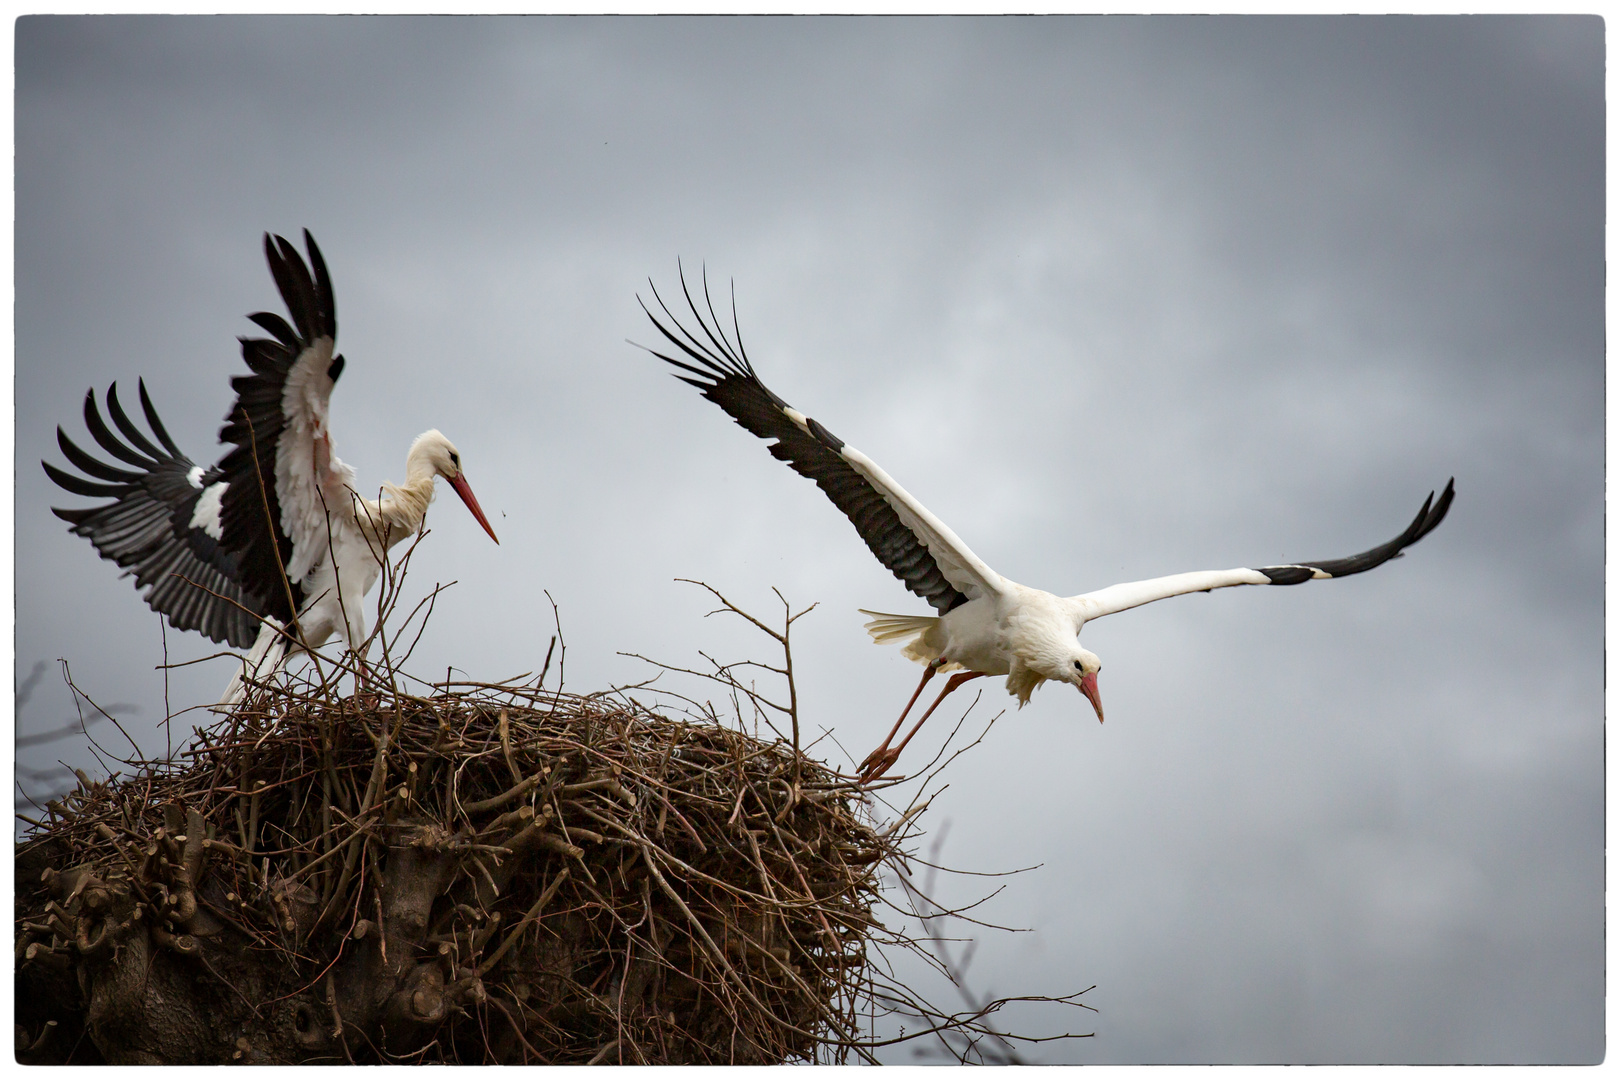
[1080,671,1104,724]
[447,473,500,544]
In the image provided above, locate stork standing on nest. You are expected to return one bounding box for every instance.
[639,271,1454,784]
[45,231,501,707]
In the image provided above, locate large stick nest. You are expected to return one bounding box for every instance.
[16,670,905,1064]
[20,553,1096,1064]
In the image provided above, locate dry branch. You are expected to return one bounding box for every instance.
[17,552,1090,1063]
[17,676,887,1063]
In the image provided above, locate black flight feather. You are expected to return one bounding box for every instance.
[1256,478,1455,585]
[640,266,969,615]
[105,383,171,465]
[215,231,337,625]
[138,380,187,460]
[44,382,264,647]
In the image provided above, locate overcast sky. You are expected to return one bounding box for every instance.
[14,16,1602,1064]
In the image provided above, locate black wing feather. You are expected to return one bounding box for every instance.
[246,311,299,349]
[90,386,164,469]
[44,461,126,500]
[639,267,969,614]
[301,227,338,340]
[215,231,337,622]
[43,383,266,648]
[57,425,146,482]
[137,379,187,460]
[105,382,173,465]
[265,234,316,342]
[1256,479,1456,585]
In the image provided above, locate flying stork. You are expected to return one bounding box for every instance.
[44,230,500,708]
[639,273,1455,784]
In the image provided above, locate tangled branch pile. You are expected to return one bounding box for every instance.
[16,670,905,1064]
[19,554,1096,1065]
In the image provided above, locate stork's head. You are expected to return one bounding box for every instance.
[1067,647,1104,724]
[1015,630,1105,721]
[408,429,500,544]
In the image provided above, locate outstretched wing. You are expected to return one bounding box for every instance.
[639,268,1004,613]
[43,381,267,648]
[1073,479,1456,620]
[216,229,352,621]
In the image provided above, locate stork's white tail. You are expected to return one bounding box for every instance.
[859,609,951,666]
[217,619,290,711]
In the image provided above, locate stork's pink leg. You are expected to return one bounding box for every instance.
[860,670,985,784]
[858,659,944,779]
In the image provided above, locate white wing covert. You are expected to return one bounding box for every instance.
[1073,480,1455,621]
[216,230,348,626]
[837,443,1005,602]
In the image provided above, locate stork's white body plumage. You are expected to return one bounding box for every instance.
[868,586,1090,703]
[46,232,499,709]
[222,429,476,709]
[641,271,1454,782]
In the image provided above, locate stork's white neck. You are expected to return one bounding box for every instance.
[358,443,442,550]
[403,440,443,486]
[381,475,436,530]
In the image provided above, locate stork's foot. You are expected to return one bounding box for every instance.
[857,747,901,786]
[856,669,985,786]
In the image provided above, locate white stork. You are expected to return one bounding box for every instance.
[45,231,500,708]
[639,273,1455,784]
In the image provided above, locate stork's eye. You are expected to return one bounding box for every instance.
[449,452,460,467]
[1074,660,1084,671]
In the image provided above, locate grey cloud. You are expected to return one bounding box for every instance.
[15,16,1600,1063]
